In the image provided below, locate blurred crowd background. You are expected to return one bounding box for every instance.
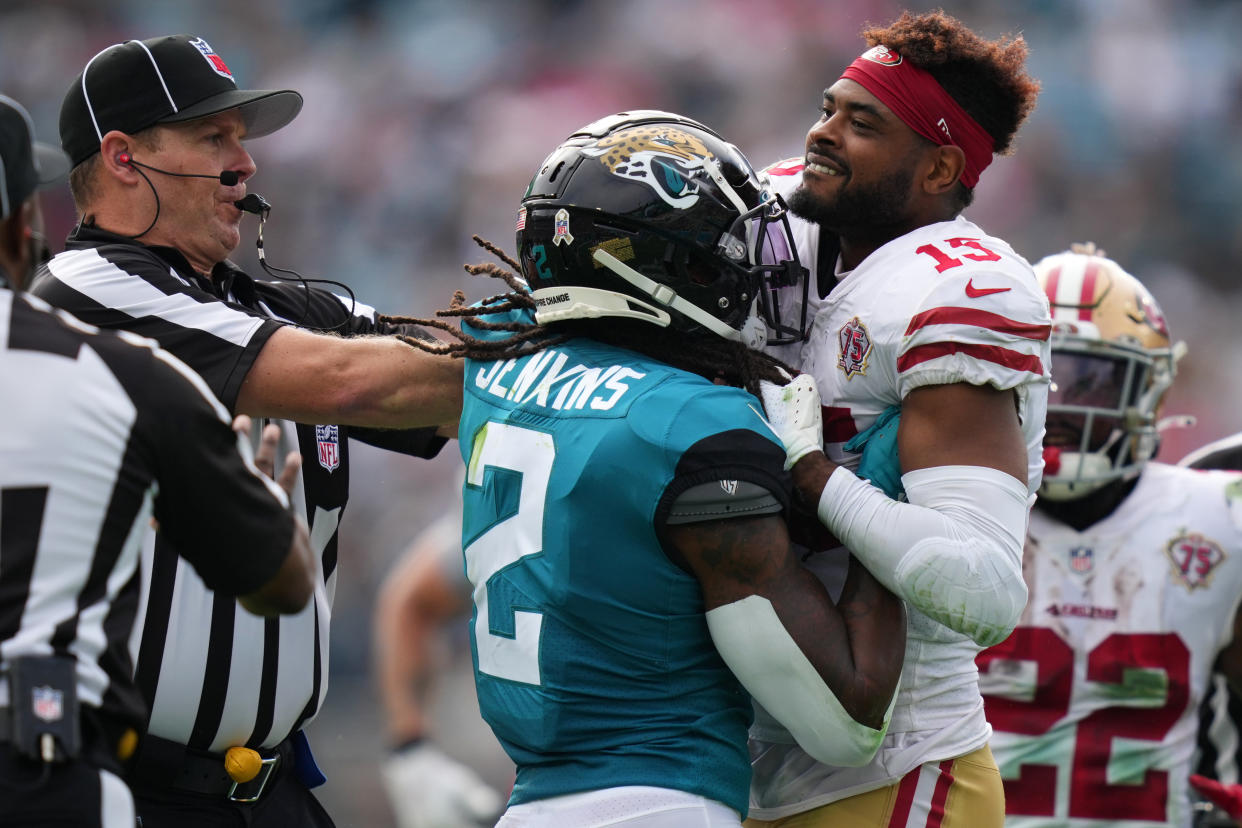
[4,0,1242,824]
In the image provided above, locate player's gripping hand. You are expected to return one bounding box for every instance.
[759,373,824,470]
[844,405,904,500]
[382,740,504,828]
[1190,774,1242,824]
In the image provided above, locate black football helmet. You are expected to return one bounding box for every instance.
[515,110,808,346]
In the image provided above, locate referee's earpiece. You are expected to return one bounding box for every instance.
[117,152,132,166]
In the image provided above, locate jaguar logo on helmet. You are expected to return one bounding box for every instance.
[861,45,903,66]
[582,125,714,209]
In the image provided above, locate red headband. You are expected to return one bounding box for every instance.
[840,46,993,188]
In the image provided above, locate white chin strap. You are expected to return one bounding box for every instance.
[532,284,674,327]
[1038,451,1118,501]
[590,249,745,342]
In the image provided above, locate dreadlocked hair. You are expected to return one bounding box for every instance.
[379,235,796,397]
[864,9,1040,208]
[556,317,797,398]
[377,236,567,360]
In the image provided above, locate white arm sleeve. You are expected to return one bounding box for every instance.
[705,595,893,767]
[817,465,1029,648]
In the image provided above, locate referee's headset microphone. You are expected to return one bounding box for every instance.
[114,152,355,331]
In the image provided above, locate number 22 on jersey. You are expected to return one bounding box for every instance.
[978,627,1190,822]
[464,421,553,686]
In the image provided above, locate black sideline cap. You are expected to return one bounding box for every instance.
[0,94,71,219]
[59,35,302,167]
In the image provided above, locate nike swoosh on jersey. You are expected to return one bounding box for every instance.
[964,279,1012,298]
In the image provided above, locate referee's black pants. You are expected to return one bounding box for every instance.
[131,743,335,828]
[0,747,136,827]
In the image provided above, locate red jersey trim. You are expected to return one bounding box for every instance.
[897,341,1045,375]
[904,306,1051,341]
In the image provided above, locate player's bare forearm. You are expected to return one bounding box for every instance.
[790,450,839,511]
[837,555,906,724]
[670,514,903,728]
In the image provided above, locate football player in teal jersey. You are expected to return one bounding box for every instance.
[391,111,908,827]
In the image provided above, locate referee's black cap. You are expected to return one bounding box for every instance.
[0,94,70,220]
[59,35,303,167]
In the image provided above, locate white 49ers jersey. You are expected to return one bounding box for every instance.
[764,158,1051,488]
[979,463,1242,828]
[749,160,1053,818]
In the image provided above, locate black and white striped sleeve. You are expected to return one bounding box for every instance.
[84,326,297,595]
[31,245,283,410]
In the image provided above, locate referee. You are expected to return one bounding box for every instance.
[29,35,457,826]
[1,93,314,827]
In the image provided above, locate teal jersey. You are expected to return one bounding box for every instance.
[458,309,790,816]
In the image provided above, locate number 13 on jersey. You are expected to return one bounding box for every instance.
[464,421,554,686]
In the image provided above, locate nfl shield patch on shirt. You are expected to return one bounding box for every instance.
[316,425,340,472]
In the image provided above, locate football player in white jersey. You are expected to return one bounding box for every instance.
[750,9,1047,828]
[976,244,1242,828]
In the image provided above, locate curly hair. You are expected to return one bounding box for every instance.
[862,10,1040,158]
[380,236,796,397]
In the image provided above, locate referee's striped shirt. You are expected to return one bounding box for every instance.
[0,287,295,732]
[30,224,445,752]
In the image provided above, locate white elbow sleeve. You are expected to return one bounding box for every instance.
[817,465,1029,648]
[706,595,890,768]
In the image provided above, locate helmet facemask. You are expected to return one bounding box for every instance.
[1035,244,1185,501]
[1040,336,1175,500]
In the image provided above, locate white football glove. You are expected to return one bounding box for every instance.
[382,741,505,828]
[759,374,824,470]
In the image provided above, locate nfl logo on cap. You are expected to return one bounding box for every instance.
[187,37,234,80]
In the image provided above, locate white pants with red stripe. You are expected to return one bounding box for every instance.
[744,744,1004,828]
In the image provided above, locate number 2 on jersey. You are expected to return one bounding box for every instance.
[978,627,1190,821]
[463,421,554,686]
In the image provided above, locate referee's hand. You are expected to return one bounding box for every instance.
[232,416,302,496]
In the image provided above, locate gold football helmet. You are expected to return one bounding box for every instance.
[1034,243,1186,500]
